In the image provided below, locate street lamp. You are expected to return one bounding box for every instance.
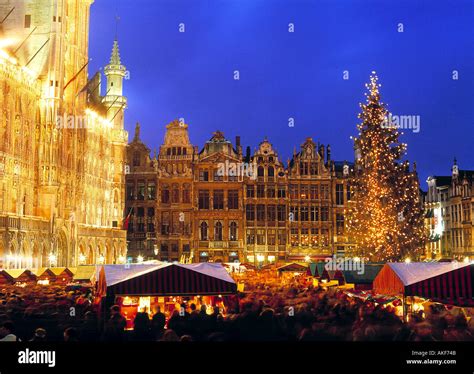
[48,253,57,267]
[153,244,159,256]
[137,255,144,263]
[98,254,105,264]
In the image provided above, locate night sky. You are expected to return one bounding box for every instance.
[89,0,473,187]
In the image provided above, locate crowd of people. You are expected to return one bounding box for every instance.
[0,270,473,342]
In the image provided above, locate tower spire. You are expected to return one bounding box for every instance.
[109,39,122,66]
[103,38,127,128]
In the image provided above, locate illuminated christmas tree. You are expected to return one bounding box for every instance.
[346,72,425,262]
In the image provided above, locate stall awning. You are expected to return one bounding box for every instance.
[276,262,307,272]
[48,267,74,277]
[373,262,473,306]
[343,264,384,284]
[73,266,97,282]
[98,263,237,296]
[2,269,36,281]
[308,263,319,277]
[31,268,54,277]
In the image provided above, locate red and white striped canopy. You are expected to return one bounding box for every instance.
[374,262,474,306]
[97,263,237,296]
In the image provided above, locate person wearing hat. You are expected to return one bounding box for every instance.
[30,328,47,342]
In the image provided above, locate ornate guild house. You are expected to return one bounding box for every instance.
[424,160,473,261]
[125,122,354,265]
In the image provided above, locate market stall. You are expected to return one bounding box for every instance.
[343,263,384,290]
[49,267,75,285]
[373,262,474,320]
[0,270,12,285]
[374,262,473,305]
[32,268,56,285]
[277,262,307,274]
[73,265,97,285]
[97,262,237,328]
[1,269,36,285]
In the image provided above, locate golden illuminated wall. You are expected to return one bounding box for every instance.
[0,0,128,269]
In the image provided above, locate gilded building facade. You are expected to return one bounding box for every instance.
[193,131,244,263]
[424,160,474,261]
[0,0,128,269]
[125,121,354,265]
[125,124,158,260]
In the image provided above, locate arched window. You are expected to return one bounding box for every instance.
[258,166,264,177]
[268,166,274,177]
[230,222,238,241]
[214,221,223,241]
[200,222,208,240]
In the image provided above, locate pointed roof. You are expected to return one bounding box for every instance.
[109,39,122,66]
[134,122,140,141]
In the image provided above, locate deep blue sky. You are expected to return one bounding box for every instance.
[89,0,473,187]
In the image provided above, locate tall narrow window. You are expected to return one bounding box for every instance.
[213,190,224,209]
[214,221,223,241]
[147,183,156,200]
[200,222,208,240]
[133,152,140,166]
[137,182,145,200]
[25,15,31,28]
[161,187,170,203]
[336,184,344,205]
[228,190,239,209]
[230,222,238,241]
[198,190,209,209]
[246,204,255,221]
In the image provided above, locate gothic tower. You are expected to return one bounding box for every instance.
[102,39,127,129]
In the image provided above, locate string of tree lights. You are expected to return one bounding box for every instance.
[346,73,425,262]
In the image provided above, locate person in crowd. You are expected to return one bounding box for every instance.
[444,315,473,341]
[30,328,47,342]
[102,305,127,342]
[151,306,166,340]
[132,310,151,341]
[0,321,19,342]
[64,327,79,342]
[80,311,100,342]
[160,329,179,342]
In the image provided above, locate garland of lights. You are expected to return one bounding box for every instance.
[346,72,425,262]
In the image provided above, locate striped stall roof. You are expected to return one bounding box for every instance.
[374,262,474,306]
[404,264,473,306]
[98,263,237,296]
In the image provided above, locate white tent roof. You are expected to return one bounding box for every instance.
[99,262,235,288]
[387,262,470,286]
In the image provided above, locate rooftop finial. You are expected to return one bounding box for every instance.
[134,122,140,140]
[115,14,120,41]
